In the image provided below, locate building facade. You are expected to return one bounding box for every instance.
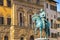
[44,0,58,40]
[0,0,45,40]
[0,0,59,40]
[56,12,60,40]
[0,0,11,40]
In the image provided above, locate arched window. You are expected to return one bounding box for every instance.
[20,13,23,26]
[4,36,8,40]
[29,15,32,26]
[20,37,24,40]
[27,9,33,27]
[30,35,34,40]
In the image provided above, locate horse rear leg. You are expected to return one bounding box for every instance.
[35,27,38,35]
[39,28,42,38]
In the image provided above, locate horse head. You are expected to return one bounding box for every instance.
[32,13,43,28]
[32,13,39,22]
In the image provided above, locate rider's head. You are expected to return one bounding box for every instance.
[40,9,44,13]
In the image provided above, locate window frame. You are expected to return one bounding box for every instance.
[50,5,57,11]
[18,12,24,27]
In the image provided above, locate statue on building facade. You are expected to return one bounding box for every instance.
[32,9,50,38]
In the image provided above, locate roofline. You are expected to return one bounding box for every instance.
[48,0,58,3]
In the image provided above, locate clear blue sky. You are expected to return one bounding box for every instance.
[55,0,60,12]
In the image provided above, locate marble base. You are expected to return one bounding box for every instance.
[35,38,49,40]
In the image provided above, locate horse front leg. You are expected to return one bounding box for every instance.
[45,28,49,39]
[39,28,42,38]
[46,28,50,38]
[46,30,48,38]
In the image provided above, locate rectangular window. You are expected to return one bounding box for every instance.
[0,17,4,24]
[48,0,53,2]
[58,32,60,37]
[50,5,57,11]
[46,3,48,8]
[51,33,54,38]
[51,19,53,28]
[7,18,11,25]
[54,15,56,19]
[54,33,57,38]
[47,18,48,21]
[27,0,31,2]
[0,0,3,6]
[54,23,57,29]
[36,0,40,4]
[51,33,57,38]
[7,0,11,7]
[58,24,60,28]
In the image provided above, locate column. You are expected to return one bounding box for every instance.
[24,9,28,27]
[10,0,14,40]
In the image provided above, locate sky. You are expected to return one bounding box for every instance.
[55,0,60,12]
